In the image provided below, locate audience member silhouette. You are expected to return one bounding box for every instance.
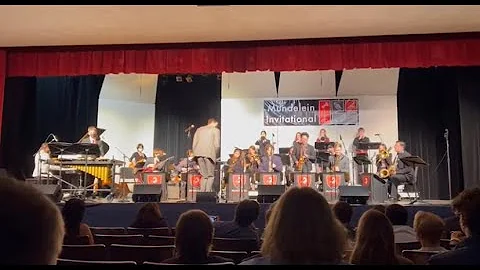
[130,202,170,230]
[214,199,260,241]
[62,198,94,245]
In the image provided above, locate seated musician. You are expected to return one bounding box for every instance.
[223,148,245,190]
[376,143,393,173]
[245,146,261,187]
[388,141,414,201]
[259,144,283,173]
[145,148,167,172]
[175,149,199,173]
[130,143,147,171]
[328,143,350,183]
[32,143,51,178]
[80,126,110,157]
[316,128,330,143]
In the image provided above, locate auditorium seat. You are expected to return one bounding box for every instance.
[145,235,175,246]
[63,235,90,245]
[402,250,440,265]
[94,234,144,246]
[59,244,107,261]
[143,261,235,265]
[108,244,175,264]
[171,227,176,236]
[57,258,136,265]
[343,250,353,260]
[212,238,259,253]
[211,251,248,264]
[440,239,452,249]
[90,227,126,235]
[127,227,172,236]
[396,242,421,253]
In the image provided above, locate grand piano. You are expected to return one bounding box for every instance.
[46,128,124,193]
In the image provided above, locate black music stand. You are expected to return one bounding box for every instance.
[67,143,100,199]
[315,142,335,151]
[48,142,73,189]
[400,156,428,205]
[353,155,372,172]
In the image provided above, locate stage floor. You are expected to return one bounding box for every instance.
[60,196,453,230]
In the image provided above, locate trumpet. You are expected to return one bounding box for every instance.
[377,147,392,162]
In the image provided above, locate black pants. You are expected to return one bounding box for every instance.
[388,174,409,199]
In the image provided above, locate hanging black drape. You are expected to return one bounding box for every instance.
[154,74,221,161]
[397,67,464,200]
[0,77,38,179]
[0,75,104,179]
[456,67,480,189]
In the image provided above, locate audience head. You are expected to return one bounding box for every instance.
[350,209,397,265]
[0,177,64,265]
[371,204,386,214]
[413,211,445,247]
[175,210,213,261]
[451,187,480,237]
[234,199,260,227]
[62,198,86,237]
[133,202,164,226]
[265,201,277,225]
[333,201,353,226]
[386,204,409,226]
[261,187,345,264]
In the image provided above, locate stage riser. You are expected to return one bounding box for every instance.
[60,203,453,231]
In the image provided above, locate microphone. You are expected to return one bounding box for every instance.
[52,134,59,142]
[272,133,275,137]
[374,133,381,136]
[184,125,195,133]
[339,135,343,141]
[444,128,449,138]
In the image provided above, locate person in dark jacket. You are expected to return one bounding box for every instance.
[130,202,169,229]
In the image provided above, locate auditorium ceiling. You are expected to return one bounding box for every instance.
[0,5,479,47]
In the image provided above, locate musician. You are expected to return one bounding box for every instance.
[145,148,167,172]
[192,118,221,192]
[329,143,350,175]
[316,128,330,143]
[254,131,271,157]
[245,146,260,173]
[388,141,414,201]
[353,127,370,172]
[259,144,283,173]
[32,143,51,178]
[80,126,110,157]
[292,132,316,173]
[375,143,392,173]
[225,148,245,174]
[292,132,302,147]
[129,143,147,170]
[175,150,199,173]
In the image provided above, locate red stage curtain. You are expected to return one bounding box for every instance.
[6,35,480,77]
[0,50,6,143]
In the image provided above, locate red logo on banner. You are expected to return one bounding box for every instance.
[326,175,340,189]
[296,175,312,187]
[362,175,371,187]
[319,101,332,125]
[189,175,202,188]
[345,100,358,112]
[147,175,163,184]
[232,175,246,188]
[262,174,278,185]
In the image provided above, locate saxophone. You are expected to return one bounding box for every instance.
[227,158,238,174]
[297,153,305,171]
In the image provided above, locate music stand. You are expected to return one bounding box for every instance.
[48,142,74,191]
[67,143,100,200]
[315,142,335,150]
[400,156,428,205]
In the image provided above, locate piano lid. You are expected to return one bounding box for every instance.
[77,128,106,143]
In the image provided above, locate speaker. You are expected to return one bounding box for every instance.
[339,186,370,205]
[32,184,63,203]
[196,192,217,203]
[257,185,285,203]
[132,184,163,203]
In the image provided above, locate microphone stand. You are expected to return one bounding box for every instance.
[113,146,130,202]
[339,135,352,185]
[444,130,452,200]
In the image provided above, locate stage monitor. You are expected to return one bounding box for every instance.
[257,185,285,203]
[196,192,217,203]
[32,184,63,203]
[339,185,370,205]
[132,184,162,203]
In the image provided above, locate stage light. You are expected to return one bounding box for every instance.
[185,75,193,83]
[176,75,183,82]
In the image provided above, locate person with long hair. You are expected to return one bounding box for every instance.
[241,187,347,265]
[162,210,232,264]
[62,198,94,245]
[32,143,51,178]
[130,202,169,229]
[350,209,413,265]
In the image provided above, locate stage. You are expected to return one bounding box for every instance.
[62,198,453,230]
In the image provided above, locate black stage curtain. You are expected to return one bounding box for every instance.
[0,75,104,179]
[154,74,221,161]
[0,77,38,179]
[397,67,464,200]
[457,67,480,189]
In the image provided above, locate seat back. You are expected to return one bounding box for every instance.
[212,238,259,252]
[440,239,452,249]
[63,235,90,245]
[109,244,175,264]
[94,234,144,246]
[210,251,248,264]
[396,242,421,253]
[59,244,107,261]
[402,250,440,265]
[146,235,175,246]
[208,262,235,265]
[57,258,136,265]
[91,227,126,235]
[127,227,172,236]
